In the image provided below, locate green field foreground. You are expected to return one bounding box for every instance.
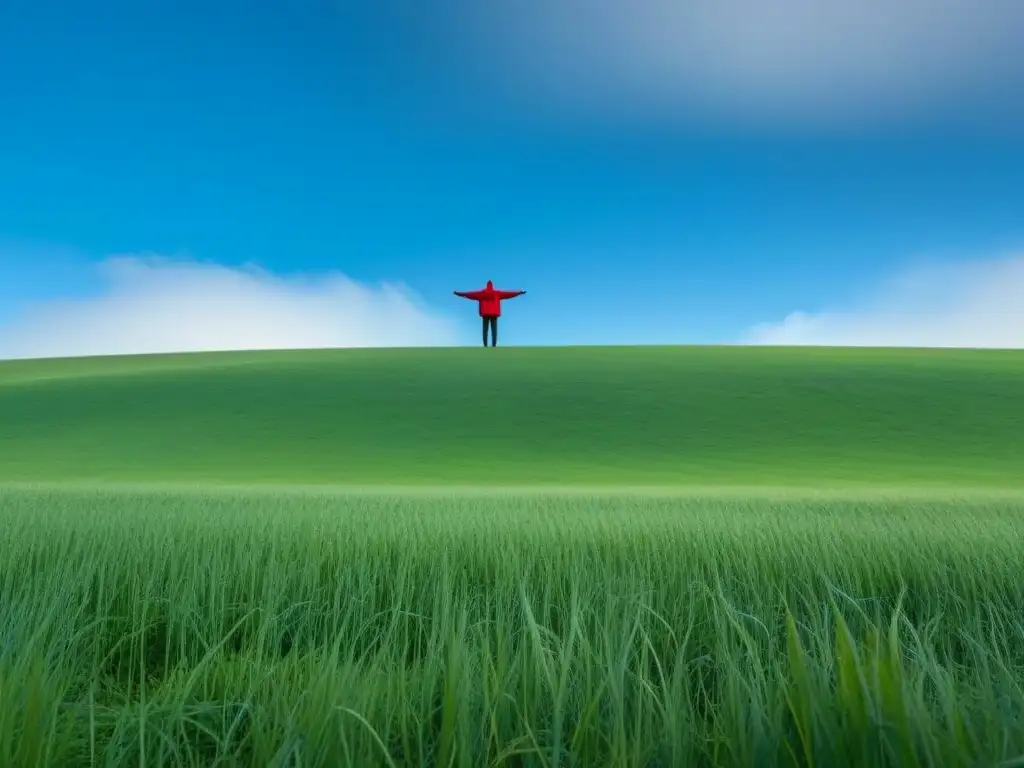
[3,487,1024,767]
[3,347,1024,766]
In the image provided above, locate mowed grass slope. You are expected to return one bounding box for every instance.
[1,345,1023,487]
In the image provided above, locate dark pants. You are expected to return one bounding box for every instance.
[482,316,498,346]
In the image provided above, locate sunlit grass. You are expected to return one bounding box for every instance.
[3,487,1024,766]
[3,345,1024,487]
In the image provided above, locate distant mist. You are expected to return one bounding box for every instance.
[0,256,460,360]
[747,254,1024,348]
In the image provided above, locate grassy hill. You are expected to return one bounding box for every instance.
[5,346,1024,766]
[0,345,1023,487]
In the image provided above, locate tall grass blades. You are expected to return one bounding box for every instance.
[2,488,1024,766]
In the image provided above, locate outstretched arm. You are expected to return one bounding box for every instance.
[496,290,526,299]
[454,290,484,299]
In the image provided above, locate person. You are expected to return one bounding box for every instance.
[453,280,526,347]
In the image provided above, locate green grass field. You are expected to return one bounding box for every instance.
[2,346,1024,766]
[2,345,1024,487]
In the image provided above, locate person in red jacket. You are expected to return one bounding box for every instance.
[453,280,526,347]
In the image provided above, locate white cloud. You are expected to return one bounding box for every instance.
[448,0,1024,125]
[0,256,459,360]
[745,255,1024,348]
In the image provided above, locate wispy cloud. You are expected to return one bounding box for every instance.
[745,254,1024,348]
[0,256,459,360]
[443,0,1024,126]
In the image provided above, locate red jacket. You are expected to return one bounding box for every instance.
[454,280,526,317]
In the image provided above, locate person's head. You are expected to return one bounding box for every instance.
[486,280,493,290]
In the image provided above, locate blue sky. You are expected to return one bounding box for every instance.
[2,0,1024,355]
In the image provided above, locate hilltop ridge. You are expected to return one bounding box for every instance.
[0,345,1022,488]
